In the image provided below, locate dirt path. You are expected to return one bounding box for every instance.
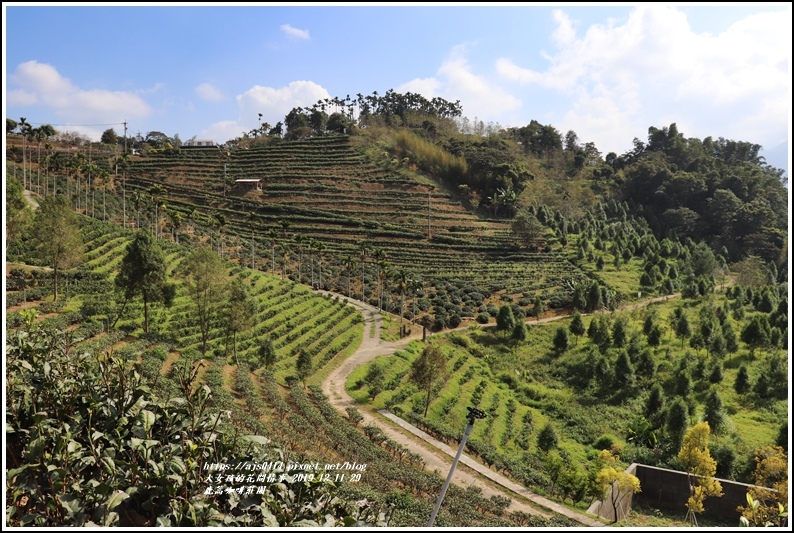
[23,190,39,210]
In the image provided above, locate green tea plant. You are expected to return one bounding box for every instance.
[5,326,382,526]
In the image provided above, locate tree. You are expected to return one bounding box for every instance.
[569,311,586,345]
[409,345,447,417]
[647,324,663,347]
[496,304,516,337]
[258,337,277,369]
[740,315,771,355]
[666,398,689,451]
[674,312,692,347]
[611,318,628,348]
[531,295,545,321]
[677,422,723,526]
[327,112,352,133]
[32,196,84,301]
[226,278,258,364]
[114,230,172,333]
[392,267,410,324]
[181,246,227,355]
[511,322,527,352]
[295,349,312,386]
[552,327,569,354]
[645,383,665,418]
[737,445,788,527]
[537,422,559,452]
[703,389,725,434]
[101,128,118,145]
[511,211,544,247]
[734,365,751,394]
[594,449,642,523]
[586,281,603,312]
[614,351,635,389]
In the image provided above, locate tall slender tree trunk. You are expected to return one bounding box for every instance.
[143,294,150,333]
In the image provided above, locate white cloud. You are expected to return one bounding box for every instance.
[398,45,522,124]
[8,60,151,139]
[202,120,245,146]
[551,9,576,46]
[397,77,441,99]
[280,23,310,40]
[195,82,225,102]
[203,80,331,142]
[495,5,791,154]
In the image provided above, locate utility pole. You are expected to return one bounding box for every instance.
[123,120,128,228]
[428,407,486,527]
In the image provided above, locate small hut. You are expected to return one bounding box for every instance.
[234,178,262,191]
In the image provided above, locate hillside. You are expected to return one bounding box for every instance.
[120,133,595,329]
[5,110,789,527]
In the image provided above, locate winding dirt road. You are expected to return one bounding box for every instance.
[320,293,606,525]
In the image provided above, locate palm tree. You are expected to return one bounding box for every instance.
[278,241,290,279]
[34,124,56,195]
[358,241,371,302]
[187,206,200,237]
[377,259,390,311]
[131,190,144,229]
[279,218,291,239]
[167,209,183,243]
[69,151,87,211]
[316,241,327,289]
[214,213,226,256]
[392,268,410,324]
[372,247,386,308]
[246,212,257,269]
[115,152,132,228]
[84,162,100,219]
[18,117,30,189]
[306,238,318,286]
[409,277,423,323]
[98,168,111,220]
[266,228,279,275]
[293,233,305,281]
[342,255,357,298]
[148,185,166,238]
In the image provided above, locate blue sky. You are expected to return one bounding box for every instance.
[4,3,792,168]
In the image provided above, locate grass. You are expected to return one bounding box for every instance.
[617,501,737,528]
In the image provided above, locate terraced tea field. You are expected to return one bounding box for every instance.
[121,136,594,321]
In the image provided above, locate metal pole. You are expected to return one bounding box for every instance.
[428,407,486,527]
[428,422,473,527]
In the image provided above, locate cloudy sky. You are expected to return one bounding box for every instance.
[4,3,791,167]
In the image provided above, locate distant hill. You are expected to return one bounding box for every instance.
[760,140,789,180]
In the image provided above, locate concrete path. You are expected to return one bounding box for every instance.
[320,294,605,524]
[378,410,604,526]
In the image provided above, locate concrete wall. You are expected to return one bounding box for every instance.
[632,463,755,520]
[588,463,763,524]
